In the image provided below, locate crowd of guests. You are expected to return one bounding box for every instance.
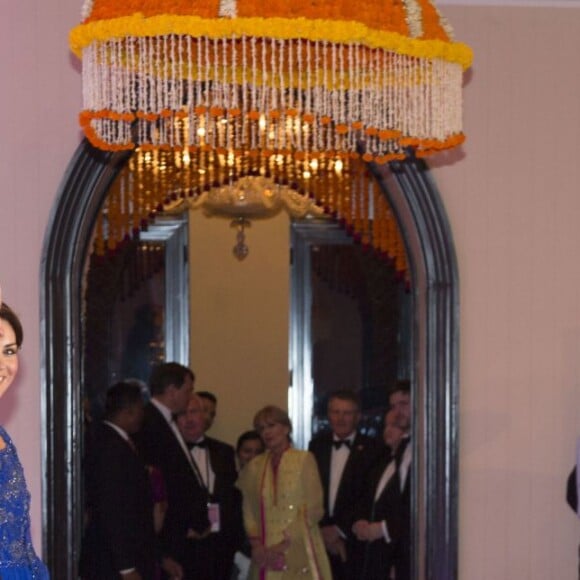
[79,361,412,580]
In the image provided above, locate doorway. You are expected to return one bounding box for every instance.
[41,142,459,580]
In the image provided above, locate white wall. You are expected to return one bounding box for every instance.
[1,2,579,577]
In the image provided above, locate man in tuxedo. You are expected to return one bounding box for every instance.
[308,389,381,579]
[352,409,405,580]
[175,393,241,580]
[80,382,156,580]
[197,390,218,432]
[135,362,196,579]
[388,380,411,580]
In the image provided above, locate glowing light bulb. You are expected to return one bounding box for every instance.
[334,159,344,173]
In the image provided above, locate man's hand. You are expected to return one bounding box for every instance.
[352,520,384,542]
[120,572,141,580]
[321,525,341,548]
[364,522,385,541]
[353,519,370,541]
[321,525,347,559]
[161,556,184,579]
[186,526,211,540]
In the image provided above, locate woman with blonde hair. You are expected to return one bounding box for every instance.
[236,405,331,579]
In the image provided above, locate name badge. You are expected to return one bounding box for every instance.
[207,502,221,533]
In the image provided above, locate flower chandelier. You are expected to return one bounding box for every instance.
[70,0,472,274]
[71,0,472,159]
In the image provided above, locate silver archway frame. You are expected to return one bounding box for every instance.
[41,140,459,580]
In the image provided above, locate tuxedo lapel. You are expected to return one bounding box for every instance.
[319,435,333,489]
[206,439,220,476]
[371,452,399,512]
[141,402,197,478]
[334,432,367,508]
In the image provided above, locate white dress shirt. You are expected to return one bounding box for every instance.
[328,432,356,517]
[189,438,215,494]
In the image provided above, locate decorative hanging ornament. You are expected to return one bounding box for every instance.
[70,0,473,162]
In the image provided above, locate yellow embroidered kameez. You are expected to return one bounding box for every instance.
[237,448,332,579]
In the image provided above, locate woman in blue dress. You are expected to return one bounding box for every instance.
[0,299,50,579]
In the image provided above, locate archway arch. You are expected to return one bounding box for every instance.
[41,140,459,580]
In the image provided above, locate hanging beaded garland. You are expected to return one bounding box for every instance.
[70,0,472,161]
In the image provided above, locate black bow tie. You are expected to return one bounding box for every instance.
[187,440,207,450]
[333,439,352,450]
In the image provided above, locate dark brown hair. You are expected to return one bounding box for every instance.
[148,362,195,396]
[0,302,23,347]
[328,389,361,411]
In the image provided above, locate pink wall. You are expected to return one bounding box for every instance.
[0,0,82,551]
[0,1,579,577]
[434,6,580,578]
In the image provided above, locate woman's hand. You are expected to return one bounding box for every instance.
[266,531,291,570]
[252,531,291,570]
[251,545,268,567]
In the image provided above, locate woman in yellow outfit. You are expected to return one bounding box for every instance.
[237,405,332,580]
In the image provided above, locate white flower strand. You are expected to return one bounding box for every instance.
[218,0,237,18]
[80,0,94,21]
[83,36,464,157]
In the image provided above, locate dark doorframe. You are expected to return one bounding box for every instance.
[41,141,458,580]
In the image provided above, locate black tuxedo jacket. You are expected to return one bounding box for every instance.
[393,437,411,580]
[351,447,403,580]
[135,402,211,564]
[204,436,240,538]
[181,436,242,580]
[308,430,381,535]
[80,422,156,580]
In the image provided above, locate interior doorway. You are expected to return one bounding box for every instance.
[290,219,411,448]
[83,214,190,421]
